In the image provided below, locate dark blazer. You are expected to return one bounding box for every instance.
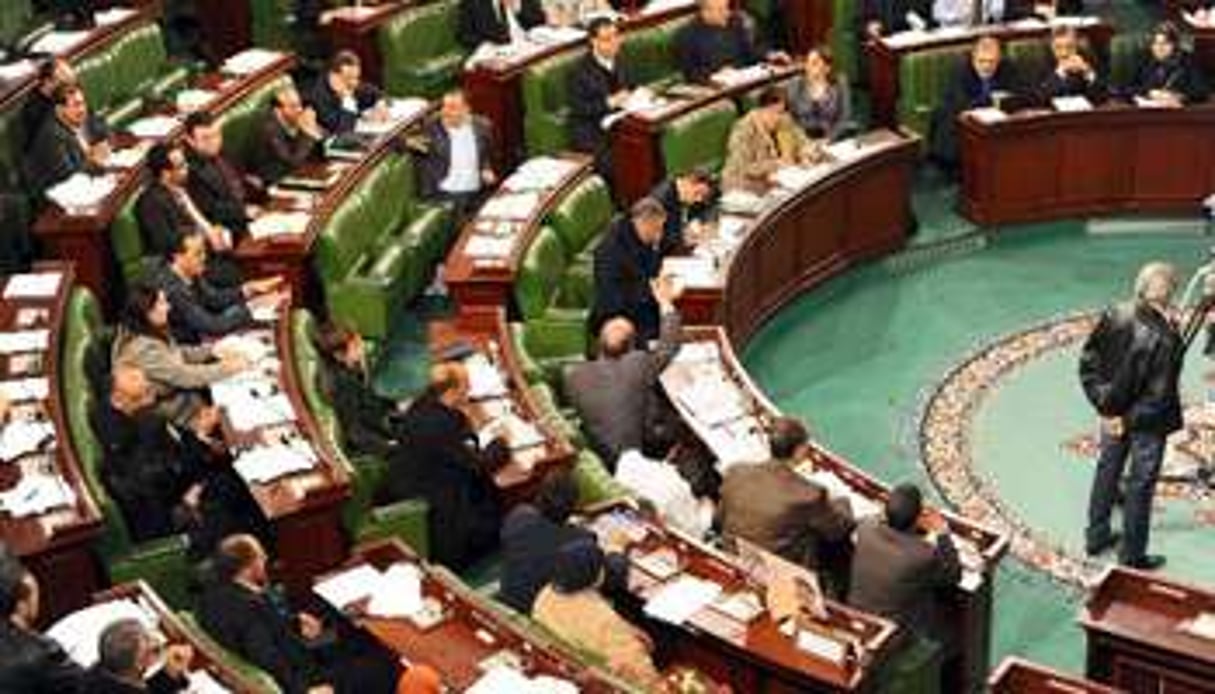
[499,505,600,612]
[318,354,400,459]
[20,90,54,148]
[150,260,252,344]
[23,114,108,194]
[197,580,321,694]
[649,178,716,255]
[930,60,1019,165]
[307,78,382,135]
[848,521,963,649]
[676,15,761,83]
[381,390,503,569]
[79,667,188,694]
[0,622,86,693]
[1038,55,1106,104]
[589,215,663,344]
[456,0,545,48]
[136,182,195,259]
[414,115,494,200]
[252,112,320,185]
[186,149,250,232]
[861,0,933,34]
[1129,52,1208,104]
[568,54,633,154]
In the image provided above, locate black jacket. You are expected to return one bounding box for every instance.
[150,260,252,345]
[1079,302,1183,435]
[930,60,1020,165]
[649,178,716,255]
[414,115,494,200]
[676,15,761,83]
[20,90,55,149]
[590,215,663,344]
[252,112,320,185]
[499,505,598,612]
[1128,52,1208,105]
[79,667,188,694]
[1038,55,1107,104]
[23,114,108,195]
[456,0,545,48]
[186,150,250,233]
[307,78,382,135]
[136,182,196,259]
[318,354,400,460]
[568,54,632,154]
[0,622,85,694]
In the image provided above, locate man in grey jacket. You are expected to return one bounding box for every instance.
[564,274,682,468]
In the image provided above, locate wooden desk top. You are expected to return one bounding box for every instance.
[578,500,898,690]
[325,538,630,692]
[1080,566,1215,667]
[92,581,264,693]
[870,15,1112,57]
[0,262,103,559]
[322,0,418,35]
[960,100,1215,132]
[427,308,576,493]
[987,657,1121,693]
[619,62,800,132]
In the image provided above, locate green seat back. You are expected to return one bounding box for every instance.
[379,2,464,98]
[250,0,296,50]
[660,99,736,176]
[522,50,584,154]
[830,0,859,81]
[896,45,968,136]
[545,175,613,259]
[1111,33,1149,89]
[0,0,33,48]
[0,106,27,192]
[515,226,567,320]
[620,19,689,87]
[176,612,283,692]
[216,74,293,171]
[75,52,114,117]
[110,194,146,287]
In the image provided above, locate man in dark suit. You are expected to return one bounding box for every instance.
[252,85,325,185]
[457,0,545,48]
[862,0,933,38]
[589,196,668,345]
[719,417,855,596]
[647,169,716,255]
[848,483,962,654]
[23,83,110,195]
[307,50,386,135]
[0,542,90,691]
[568,17,635,177]
[314,321,402,460]
[21,57,75,148]
[676,0,781,83]
[198,534,400,694]
[1038,25,1106,103]
[81,619,192,694]
[183,111,254,234]
[930,36,1020,171]
[414,88,496,219]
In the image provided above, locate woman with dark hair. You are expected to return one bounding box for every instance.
[786,46,854,141]
[112,282,247,427]
[1128,21,1208,106]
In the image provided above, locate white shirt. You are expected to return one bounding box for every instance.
[614,450,714,539]
[438,122,481,194]
[500,0,528,43]
[933,0,1004,26]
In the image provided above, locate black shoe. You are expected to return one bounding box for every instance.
[1123,554,1167,571]
[1085,533,1120,557]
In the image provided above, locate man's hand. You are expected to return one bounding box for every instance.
[192,405,223,438]
[767,50,792,65]
[242,276,283,298]
[181,484,204,509]
[298,612,324,640]
[651,274,683,307]
[608,89,632,110]
[307,686,336,694]
[1147,89,1182,106]
[88,141,111,167]
[162,643,194,679]
[219,352,251,376]
[866,20,883,39]
[481,168,497,186]
[299,108,324,140]
[1102,416,1124,439]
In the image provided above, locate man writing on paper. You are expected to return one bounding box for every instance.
[647,169,717,255]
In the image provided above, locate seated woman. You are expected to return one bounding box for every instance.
[112,282,246,428]
[314,321,401,459]
[1128,21,1208,106]
[785,47,854,141]
[721,87,820,193]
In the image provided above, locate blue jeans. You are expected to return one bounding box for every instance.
[1085,429,1166,564]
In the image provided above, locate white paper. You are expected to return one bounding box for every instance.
[1182,612,1215,641]
[771,165,822,191]
[465,353,507,400]
[0,377,49,402]
[478,191,541,220]
[719,190,764,214]
[0,471,75,517]
[212,333,274,365]
[176,88,219,113]
[527,25,587,44]
[94,7,136,25]
[47,599,158,667]
[46,174,116,212]
[222,48,281,76]
[4,272,61,299]
[796,628,847,664]
[127,115,180,140]
[797,469,883,520]
[314,563,386,609]
[464,234,515,259]
[185,669,232,694]
[232,440,316,483]
[28,31,89,55]
[366,563,424,618]
[224,392,295,431]
[0,330,49,355]
[0,419,54,462]
[644,575,722,625]
[504,156,578,192]
[662,256,718,289]
[1051,96,1092,113]
[0,60,35,82]
[640,0,696,14]
[107,146,147,170]
[711,64,773,89]
[248,211,311,240]
[968,107,1007,124]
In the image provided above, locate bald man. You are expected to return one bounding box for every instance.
[565,275,682,466]
[930,36,1020,171]
[381,362,506,569]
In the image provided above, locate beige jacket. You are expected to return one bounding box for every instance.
[112,327,228,426]
[721,109,814,193]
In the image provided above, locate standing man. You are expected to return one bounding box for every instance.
[1079,261,1183,571]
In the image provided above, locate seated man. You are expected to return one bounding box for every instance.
[849,483,962,656]
[23,83,110,194]
[314,321,402,460]
[862,0,932,38]
[719,417,855,597]
[150,230,284,344]
[1038,26,1105,103]
[198,534,400,694]
[1128,21,1208,106]
[568,274,681,463]
[569,17,636,176]
[183,111,256,235]
[589,197,670,346]
[930,36,1019,170]
[721,87,817,193]
[21,57,75,147]
[676,0,784,83]
[647,169,716,255]
[307,51,386,135]
[380,363,507,570]
[414,88,496,217]
[456,0,546,49]
[82,618,193,693]
[253,85,325,185]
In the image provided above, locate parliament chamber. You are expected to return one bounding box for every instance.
[2,0,1215,692]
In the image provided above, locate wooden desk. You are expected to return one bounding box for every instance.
[578,500,898,692]
[610,63,800,205]
[32,50,296,305]
[0,263,104,623]
[462,2,697,169]
[323,2,419,87]
[444,153,592,313]
[865,18,1113,128]
[91,581,264,692]
[988,657,1120,694]
[785,0,833,56]
[322,538,630,692]
[958,104,1215,227]
[1080,566,1215,693]
[427,308,576,504]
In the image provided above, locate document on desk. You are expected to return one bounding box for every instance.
[465,353,508,400]
[227,392,296,431]
[968,107,1007,124]
[46,174,116,212]
[772,165,825,191]
[506,156,579,192]
[479,191,541,221]
[796,627,848,665]
[0,59,35,83]
[527,25,586,44]
[0,330,49,355]
[1180,612,1215,641]
[233,441,316,484]
[464,234,515,259]
[798,469,883,520]
[175,88,219,113]
[222,48,282,76]
[711,64,774,89]
[315,563,384,609]
[248,211,311,240]
[94,7,137,25]
[127,114,181,140]
[28,30,89,55]
[644,575,722,625]
[720,190,764,216]
[367,563,424,618]
[3,271,62,299]
[662,256,718,289]
[48,598,158,667]
[1051,96,1093,113]
[0,419,55,462]
[0,471,75,517]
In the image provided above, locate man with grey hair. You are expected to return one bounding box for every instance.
[590,196,670,346]
[1079,261,1183,570]
[83,618,193,693]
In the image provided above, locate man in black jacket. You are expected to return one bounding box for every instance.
[414,88,496,218]
[1037,25,1106,104]
[568,17,635,177]
[676,0,775,83]
[23,83,110,195]
[930,36,1020,171]
[307,51,385,135]
[646,169,716,255]
[1079,262,1183,571]
[589,196,668,345]
[252,85,325,185]
[456,0,545,48]
[21,58,75,148]
[183,111,254,234]
[80,619,192,694]
[314,321,401,460]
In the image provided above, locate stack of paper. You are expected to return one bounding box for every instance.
[527,25,586,44]
[662,256,718,289]
[127,115,180,140]
[644,575,722,625]
[796,627,848,664]
[233,441,316,484]
[1181,612,1215,641]
[0,471,75,517]
[47,599,158,666]
[4,272,61,299]
[314,562,424,618]
[968,107,1008,124]
[185,670,231,694]
[0,60,35,83]
[720,190,764,215]
[28,31,89,55]
[226,391,295,431]
[248,211,311,240]
[213,333,275,364]
[94,7,136,25]
[467,666,578,694]
[0,376,50,401]
[0,330,49,355]
[771,165,823,191]
[465,353,507,400]
[175,88,219,113]
[0,420,55,462]
[479,191,541,220]
[222,48,281,76]
[506,157,578,192]
[1051,96,1093,113]
[46,174,116,212]
[464,234,514,259]
[107,146,148,170]
[711,64,772,88]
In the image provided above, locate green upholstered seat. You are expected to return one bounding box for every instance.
[829,0,860,81]
[0,0,34,48]
[896,45,968,137]
[545,174,613,259]
[250,0,297,50]
[176,611,282,692]
[73,23,191,129]
[110,193,147,289]
[379,1,465,98]
[63,288,192,607]
[522,49,584,155]
[1110,33,1149,91]
[660,99,736,176]
[619,18,690,88]
[515,226,569,321]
